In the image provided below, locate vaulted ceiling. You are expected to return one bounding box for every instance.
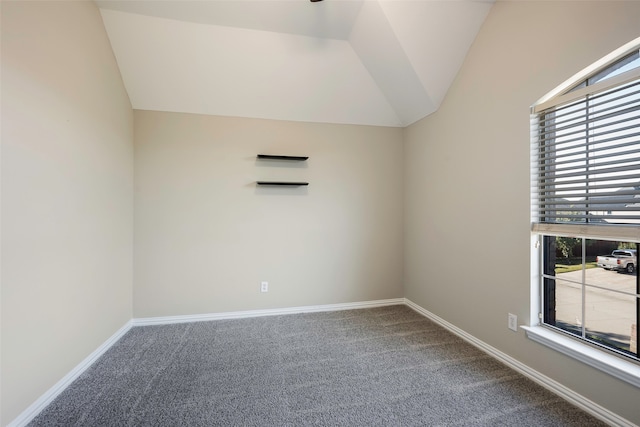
[97,0,493,127]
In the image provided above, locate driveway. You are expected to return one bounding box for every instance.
[554,267,637,352]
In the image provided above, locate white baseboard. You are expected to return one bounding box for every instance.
[7,320,133,427]
[404,299,637,427]
[132,298,405,326]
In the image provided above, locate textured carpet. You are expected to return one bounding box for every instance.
[29,305,607,426]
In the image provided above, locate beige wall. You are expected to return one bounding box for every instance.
[134,111,404,317]
[1,2,134,425]
[404,1,640,422]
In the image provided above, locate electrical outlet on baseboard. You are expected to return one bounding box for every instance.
[508,313,518,332]
[260,281,268,293]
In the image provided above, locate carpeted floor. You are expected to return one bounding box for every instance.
[29,305,607,426]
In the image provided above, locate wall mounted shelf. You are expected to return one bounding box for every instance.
[257,154,308,161]
[256,181,309,186]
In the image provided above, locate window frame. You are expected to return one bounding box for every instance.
[529,37,640,387]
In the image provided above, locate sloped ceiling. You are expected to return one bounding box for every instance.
[97,0,493,127]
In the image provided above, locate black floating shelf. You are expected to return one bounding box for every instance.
[256,181,309,186]
[257,154,308,161]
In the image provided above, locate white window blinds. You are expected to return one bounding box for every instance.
[531,50,640,239]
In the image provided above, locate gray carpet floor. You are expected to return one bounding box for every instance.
[29,305,608,426]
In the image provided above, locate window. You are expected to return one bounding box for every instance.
[531,39,640,368]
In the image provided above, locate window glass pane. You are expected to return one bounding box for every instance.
[589,51,640,85]
[587,258,637,287]
[554,279,583,337]
[565,51,640,93]
[589,240,637,287]
[566,81,587,94]
[585,288,637,355]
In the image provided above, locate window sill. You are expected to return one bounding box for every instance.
[522,325,640,388]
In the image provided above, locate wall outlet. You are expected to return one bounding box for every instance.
[508,313,518,332]
[260,281,268,293]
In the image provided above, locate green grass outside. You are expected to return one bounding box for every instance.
[554,257,598,274]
